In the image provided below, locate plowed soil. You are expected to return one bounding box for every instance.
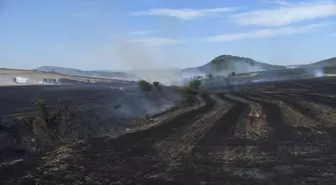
[3,77,336,185]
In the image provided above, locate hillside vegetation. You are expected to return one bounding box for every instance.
[307,57,336,67]
[182,55,285,76]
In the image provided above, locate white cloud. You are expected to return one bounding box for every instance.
[127,37,184,46]
[232,1,336,26]
[131,8,237,20]
[206,23,324,42]
[128,30,156,36]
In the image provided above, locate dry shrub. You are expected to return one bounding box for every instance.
[32,99,81,150]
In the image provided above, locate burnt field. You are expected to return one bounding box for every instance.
[0,84,130,119]
[2,76,336,185]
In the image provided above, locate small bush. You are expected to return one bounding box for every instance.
[32,99,79,149]
[187,79,201,90]
[206,74,213,79]
[180,86,198,106]
[138,80,152,93]
[35,97,49,122]
[152,81,161,90]
[229,72,236,76]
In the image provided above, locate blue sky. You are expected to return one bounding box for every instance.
[0,0,335,70]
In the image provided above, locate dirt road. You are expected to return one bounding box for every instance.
[2,77,336,185]
[0,68,124,86]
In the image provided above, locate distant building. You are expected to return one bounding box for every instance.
[38,78,59,85]
[13,77,28,84]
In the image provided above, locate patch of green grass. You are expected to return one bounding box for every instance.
[237,72,260,78]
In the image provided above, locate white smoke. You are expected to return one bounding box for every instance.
[304,67,325,78]
[209,59,265,77]
[312,67,325,78]
[107,5,196,86]
[112,38,185,85]
[232,62,264,73]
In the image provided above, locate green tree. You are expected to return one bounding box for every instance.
[138,80,152,95]
[187,79,201,90]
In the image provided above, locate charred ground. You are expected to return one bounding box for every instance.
[3,76,336,185]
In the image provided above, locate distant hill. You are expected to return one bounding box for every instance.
[35,56,336,82]
[306,57,336,67]
[181,55,285,77]
[35,66,139,80]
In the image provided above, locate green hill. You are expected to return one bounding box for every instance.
[181,55,285,76]
[308,57,336,67]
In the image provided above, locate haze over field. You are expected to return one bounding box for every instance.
[33,56,336,84]
[1,0,335,71]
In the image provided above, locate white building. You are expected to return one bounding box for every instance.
[13,77,28,84]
